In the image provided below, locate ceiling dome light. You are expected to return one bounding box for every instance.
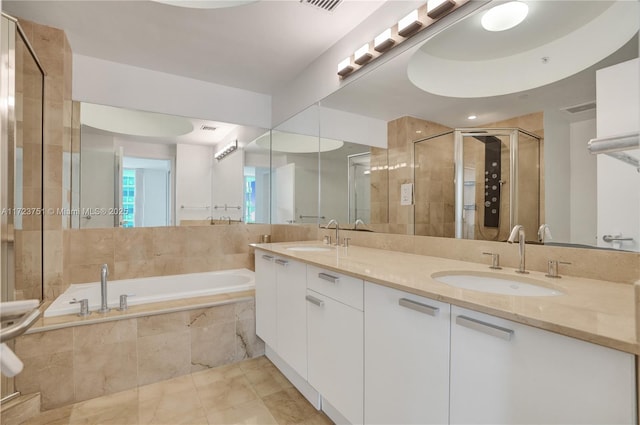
[481,1,529,32]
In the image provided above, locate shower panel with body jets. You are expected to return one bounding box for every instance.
[413,128,541,242]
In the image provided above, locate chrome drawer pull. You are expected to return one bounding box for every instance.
[398,298,439,316]
[305,295,324,307]
[261,254,274,261]
[318,272,340,283]
[456,315,514,341]
[275,259,288,267]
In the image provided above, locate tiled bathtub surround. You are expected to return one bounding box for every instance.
[14,300,264,410]
[55,223,316,300]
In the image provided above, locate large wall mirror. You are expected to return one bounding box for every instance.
[315,0,639,251]
[72,102,270,228]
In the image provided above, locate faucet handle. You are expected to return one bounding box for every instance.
[482,252,502,270]
[69,298,90,317]
[342,237,351,248]
[323,235,331,245]
[118,294,135,311]
[546,260,571,278]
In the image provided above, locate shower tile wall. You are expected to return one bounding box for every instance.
[378,116,452,235]
[373,113,543,240]
[13,300,263,410]
[17,18,72,301]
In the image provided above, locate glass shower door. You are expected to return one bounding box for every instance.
[347,153,371,223]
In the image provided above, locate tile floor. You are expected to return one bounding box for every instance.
[21,356,333,425]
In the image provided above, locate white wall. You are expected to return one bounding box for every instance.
[176,144,213,223]
[320,106,386,149]
[212,148,244,221]
[80,131,116,228]
[595,58,639,251]
[73,54,271,129]
[569,119,597,246]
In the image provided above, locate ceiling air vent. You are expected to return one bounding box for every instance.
[200,125,217,131]
[562,101,596,114]
[300,0,343,13]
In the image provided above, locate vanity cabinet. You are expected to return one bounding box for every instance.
[255,250,277,348]
[274,256,308,379]
[450,306,636,424]
[306,266,364,425]
[364,282,450,424]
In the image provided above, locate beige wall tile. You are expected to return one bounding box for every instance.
[236,318,265,361]
[66,228,114,265]
[15,352,74,410]
[73,319,137,350]
[137,330,191,386]
[73,340,138,402]
[15,328,72,358]
[190,322,236,372]
[189,305,235,328]
[137,311,188,338]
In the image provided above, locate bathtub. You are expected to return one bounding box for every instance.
[44,268,255,317]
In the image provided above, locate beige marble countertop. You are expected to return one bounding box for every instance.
[253,241,638,355]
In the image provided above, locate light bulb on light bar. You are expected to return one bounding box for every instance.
[337,57,354,77]
[214,140,238,160]
[354,43,372,65]
[397,9,422,37]
[427,0,455,19]
[374,28,395,53]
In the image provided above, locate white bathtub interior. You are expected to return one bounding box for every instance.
[45,268,255,317]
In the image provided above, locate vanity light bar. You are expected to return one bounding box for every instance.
[214,140,238,161]
[397,9,422,37]
[354,43,373,65]
[427,0,456,19]
[337,0,463,79]
[337,57,354,77]
[374,28,395,53]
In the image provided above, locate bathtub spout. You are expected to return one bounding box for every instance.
[99,264,111,313]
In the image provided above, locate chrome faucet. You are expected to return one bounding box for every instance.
[507,225,528,274]
[537,224,552,243]
[326,219,339,246]
[99,264,111,313]
[354,219,365,230]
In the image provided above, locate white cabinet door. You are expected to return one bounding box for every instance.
[364,283,450,425]
[275,257,308,379]
[450,306,636,425]
[255,250,277,349]
[307,289,363,424]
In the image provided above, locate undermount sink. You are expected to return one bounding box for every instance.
[431,271,563,297]
[286,245,334,252]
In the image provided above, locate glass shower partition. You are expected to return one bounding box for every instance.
[414,128,541,241]
[1,13,45,402]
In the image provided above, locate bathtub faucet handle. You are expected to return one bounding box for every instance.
[69,298,90,317]
[118,294,135,311]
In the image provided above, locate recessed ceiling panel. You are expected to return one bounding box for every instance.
[408,1,638,98]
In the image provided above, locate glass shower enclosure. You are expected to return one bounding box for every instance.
[414,128,541,241]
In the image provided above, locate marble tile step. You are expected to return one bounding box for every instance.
[0,392,41,425]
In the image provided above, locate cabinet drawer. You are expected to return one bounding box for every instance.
[307,265,363,310]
